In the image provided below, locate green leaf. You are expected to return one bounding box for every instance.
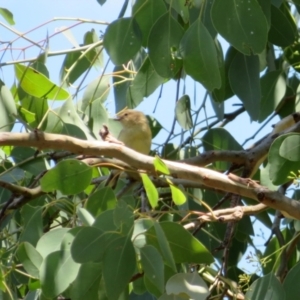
[175,95,193,130]
[83,29,103,67]
[85,187,117,217]
[17,242,43,278]
[212,46,236,102]
[113,200,134,235]
[153,155,170,175]
[113,65,133,112]
[82,76,110,108]
[284,42,300,72]
[61,227,82,251]
[69,263,102,300]
[259,71,286,122]
[147,116,163,138]
[41,159,93,195]
[180,19,221,91]
[146,221,177,272]
[166,179,186,206]
[77,207,95,226]
[11,147,47,176]
[200,0,218,37]
[141,173,159,208]
[269,134,300,185]
[40,250,81,298]
[45,99,92,139]
[83,98,109,138]
[283,261,300,299]
[0,80,17,132]
[36,228,70,258]
[132,0,167,47]
[228,52,260,121]
[103,236,136,300]
[279,134,300,161]
[166,273,209,300]
[211,0,268,55]
[93,209,118,232]
[140,245,164,294]
[132,218,153,249]
[202,128,243,171]
[103,17,142,65]
[15,64,70,100]
[71,227,105,263]
[245,272,284,300]
[165,0,189,23]
[268,4,297,47]
[19,205,43,246]
[60,50,92,84]
[160,222,214,264]
[20,95,49,129]
[210,41,226,102]
[126,57,166,108]
[148,12,184,78]
[0,8,15,25]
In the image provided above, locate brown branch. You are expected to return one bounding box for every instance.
[183,203,267,228]
[1,131,300,219]
[181,112,300,176]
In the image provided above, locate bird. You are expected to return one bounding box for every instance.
[105,109,152,188]
[115,109,152,155]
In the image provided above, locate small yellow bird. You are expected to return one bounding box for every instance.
[106,109,152,188]
[114,109,152,155]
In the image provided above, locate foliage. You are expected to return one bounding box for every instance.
[1,0,300,299]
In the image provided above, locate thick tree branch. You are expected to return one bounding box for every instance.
[181,113,300,176]
[1,131,300,219]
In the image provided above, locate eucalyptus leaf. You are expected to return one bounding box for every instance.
[269,134,300,185]
[0,7,15,25]
[141,245,164,293]
[132,0,167,47]
[71,226,105,263]
[103,17,142,65]
[40,250,81,298]
[15,64,70,100]
[268,4,297,47]
[245,273,284,300]
[153,155,170,175]
[279,134,300,162]
[41,159,92,195]
[180,19,221,91]
[228,52,260,121]
[0,80,17,132]
[175,95,193,130]
[126,57,165,108]
[17,242,43,278]
[141,174,159,208]
[259,70,286,122]
[148,12,184,78]
[103,236,136,300]
[167,179,186,206]
[82,76,110,109]
[211,0,268,55]
[166,273,209,300]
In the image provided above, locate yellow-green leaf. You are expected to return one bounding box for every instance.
[153,155,170,175]
[141,173,159,208]
[15,64,70,100]
[167,179,186,205]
